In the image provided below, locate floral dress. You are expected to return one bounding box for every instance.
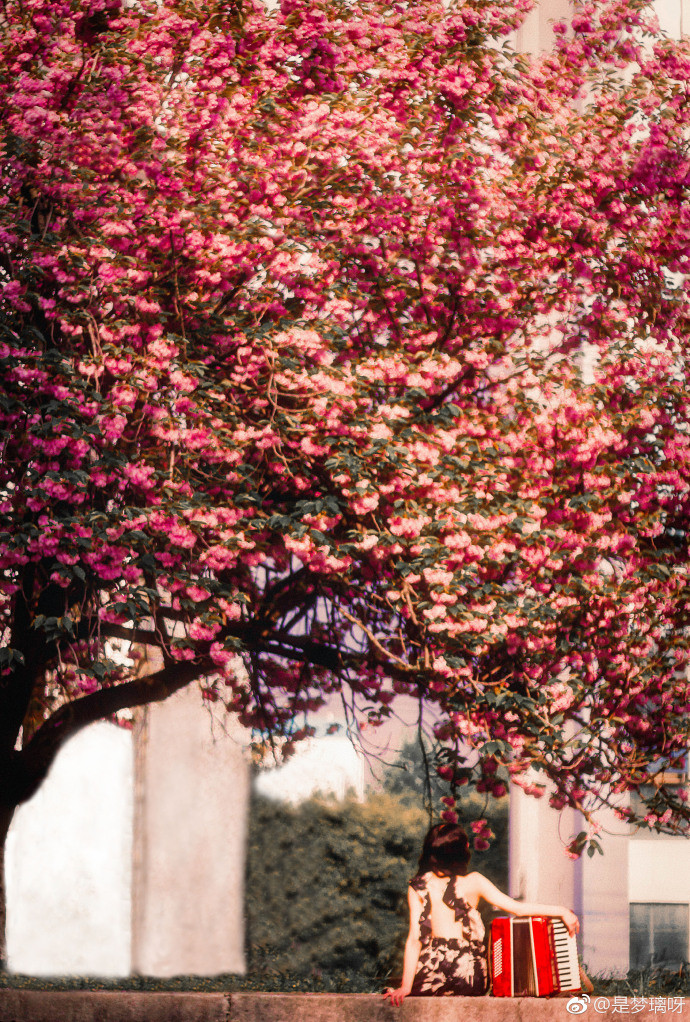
[409,873,488,996]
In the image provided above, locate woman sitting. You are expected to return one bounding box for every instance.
[383,822,579,1004]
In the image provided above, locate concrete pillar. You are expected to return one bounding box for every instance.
[655,0,683,39]
[515,0,573,56]
[577,801,630,976]
[508,783,578,908]
[682,0,690,36]
[509,782,630,977]
[131,686,249,976]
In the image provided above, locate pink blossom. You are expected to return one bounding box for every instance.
[187,621,220,641]
[0,0,688,841]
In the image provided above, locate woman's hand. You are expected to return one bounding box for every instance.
[383,985,411,1007]
[561,908,579,936]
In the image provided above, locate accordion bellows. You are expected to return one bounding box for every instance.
[490,916,582,997]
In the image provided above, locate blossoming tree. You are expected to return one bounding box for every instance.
[2,0,690,946]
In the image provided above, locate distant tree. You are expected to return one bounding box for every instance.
[379,737,447,810]
[380,739,508,886]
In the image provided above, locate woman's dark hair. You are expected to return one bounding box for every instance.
[416,823,471,877]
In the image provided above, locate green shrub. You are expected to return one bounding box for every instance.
[245,792,427,987]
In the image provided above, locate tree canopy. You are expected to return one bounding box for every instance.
[1,0,690,849]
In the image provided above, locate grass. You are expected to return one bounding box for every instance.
[590,965,690,998]
[2,966,690,996]
[0,970,371,993]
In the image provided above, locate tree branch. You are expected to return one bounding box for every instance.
[11,658,210,808]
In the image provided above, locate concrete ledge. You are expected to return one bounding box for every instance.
[0,991,688,1022]
[229,993,690,1022]
[0,991,230,1022]
[230,993,517,1022]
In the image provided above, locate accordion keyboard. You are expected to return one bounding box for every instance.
[551,918,580,992]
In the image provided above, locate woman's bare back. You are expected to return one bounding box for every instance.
[413,871,485,941]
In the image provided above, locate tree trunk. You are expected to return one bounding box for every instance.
[0,804,15,972]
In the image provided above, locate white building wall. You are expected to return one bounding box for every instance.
[515,0,572,55]
[629,838,690,904]
[6,723,133,976]
[6,689,250,978]
[514,0,688,51]
[655,0,689,38]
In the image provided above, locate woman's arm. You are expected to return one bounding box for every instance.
[475,874,579,936]
[383,887,424,1006]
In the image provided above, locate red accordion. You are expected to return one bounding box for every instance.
[490,916,581,997]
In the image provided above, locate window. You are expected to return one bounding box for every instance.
[630,904,689,970]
